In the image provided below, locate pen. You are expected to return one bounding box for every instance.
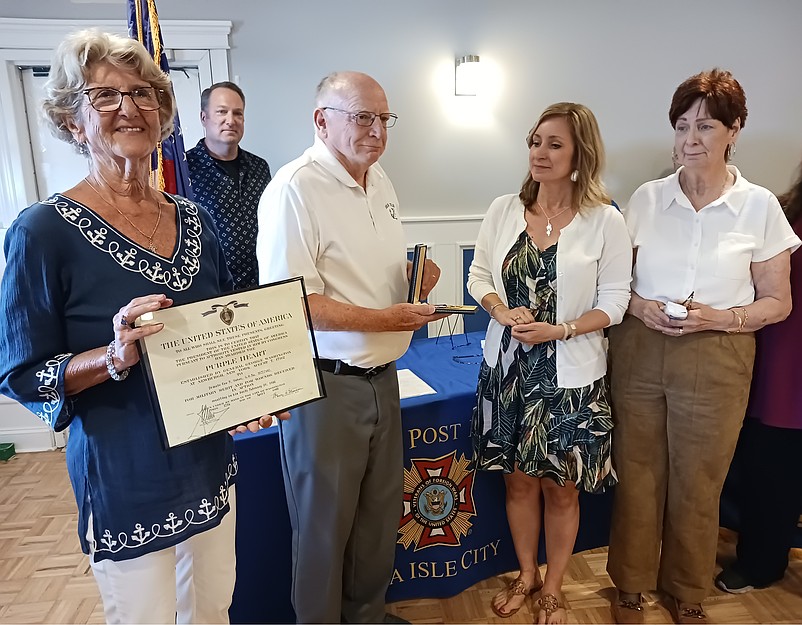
[681,291,694,307]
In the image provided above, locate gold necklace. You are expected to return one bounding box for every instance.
[536,201,573,236]
[84,177,163,252]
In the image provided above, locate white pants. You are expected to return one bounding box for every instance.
[88,487,237,624]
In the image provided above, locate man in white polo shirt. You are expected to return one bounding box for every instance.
[256,71,444,624]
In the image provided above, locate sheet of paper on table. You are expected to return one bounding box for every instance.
[397,368,436,399]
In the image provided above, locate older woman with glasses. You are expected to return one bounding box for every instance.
[0,30,282,623]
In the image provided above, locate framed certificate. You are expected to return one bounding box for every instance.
[136,277,325,448]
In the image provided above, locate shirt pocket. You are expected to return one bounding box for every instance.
[716,232,756,280]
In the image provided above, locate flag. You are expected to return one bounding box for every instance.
[127,0,194,200]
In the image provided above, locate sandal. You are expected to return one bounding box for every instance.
[490,576,543,618]
[537,593,566,624]
[668,596,708,624]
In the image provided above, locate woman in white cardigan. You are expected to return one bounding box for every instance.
[467,102,632,624]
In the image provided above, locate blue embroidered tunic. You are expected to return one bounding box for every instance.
[0,194,236,562]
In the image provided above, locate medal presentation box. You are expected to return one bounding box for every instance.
[408,243,477,315]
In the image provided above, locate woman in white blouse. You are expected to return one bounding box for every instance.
[606,68,800,625]
[467,102,631,624]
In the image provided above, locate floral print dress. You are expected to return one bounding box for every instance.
[472,230,617,493]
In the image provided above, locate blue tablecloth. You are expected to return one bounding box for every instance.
[229,331,615,623]
[387,332,518,600]
[229,427,291,624]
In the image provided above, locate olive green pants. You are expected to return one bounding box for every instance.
[606,315,755,603]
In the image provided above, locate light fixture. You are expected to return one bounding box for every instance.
[455,55,480,96]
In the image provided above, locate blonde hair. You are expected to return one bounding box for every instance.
[42,29,175,154]
[519,102,611,212]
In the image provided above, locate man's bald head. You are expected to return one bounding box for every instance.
[315,71,386,108]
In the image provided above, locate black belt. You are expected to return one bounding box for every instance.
[318,358,391,379]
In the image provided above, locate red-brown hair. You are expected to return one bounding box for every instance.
[668,68,747,131]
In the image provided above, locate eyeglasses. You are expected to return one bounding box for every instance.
[321,107,398,128]
[83,87,163,112]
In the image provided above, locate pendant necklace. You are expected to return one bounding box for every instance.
[84,177,163,252]
[536,201,572,236]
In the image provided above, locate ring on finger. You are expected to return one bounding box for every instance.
[120,315,129,327]
[678,327,684,335]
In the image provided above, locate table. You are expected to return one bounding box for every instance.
[229,332,615,623]
[229,426,292,624]
[385,332,518,601]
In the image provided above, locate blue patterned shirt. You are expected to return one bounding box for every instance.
[0,194,236,562]
[187,139,271,290]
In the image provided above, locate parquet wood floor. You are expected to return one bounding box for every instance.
[1,451,800,624]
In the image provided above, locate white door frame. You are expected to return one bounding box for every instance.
[0,17,232,226]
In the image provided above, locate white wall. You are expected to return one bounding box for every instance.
[1,1,801,449]
[2,0,801,218]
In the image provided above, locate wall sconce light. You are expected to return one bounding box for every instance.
[455,55,480,96]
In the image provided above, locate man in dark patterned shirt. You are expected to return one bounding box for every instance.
[187,82,271,289]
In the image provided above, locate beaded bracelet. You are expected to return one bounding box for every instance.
[105,341,130,382]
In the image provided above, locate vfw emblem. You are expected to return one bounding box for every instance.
[398,451,476,551]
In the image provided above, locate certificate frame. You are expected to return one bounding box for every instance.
[135,277,325,448]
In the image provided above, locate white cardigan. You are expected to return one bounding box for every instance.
[467,194,632,388]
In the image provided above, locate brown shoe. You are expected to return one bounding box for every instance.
[537,593,567,624]
[668,596,708,624]
[611,591,644,624]
[490,576,543,618]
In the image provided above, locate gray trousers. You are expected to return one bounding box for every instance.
[279,364,403,623]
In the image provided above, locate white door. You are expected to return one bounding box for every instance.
[21,66,91,200]
[169,65,204,152]
[20,64,204,201]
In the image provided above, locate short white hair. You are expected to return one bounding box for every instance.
[42,29,175,153]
